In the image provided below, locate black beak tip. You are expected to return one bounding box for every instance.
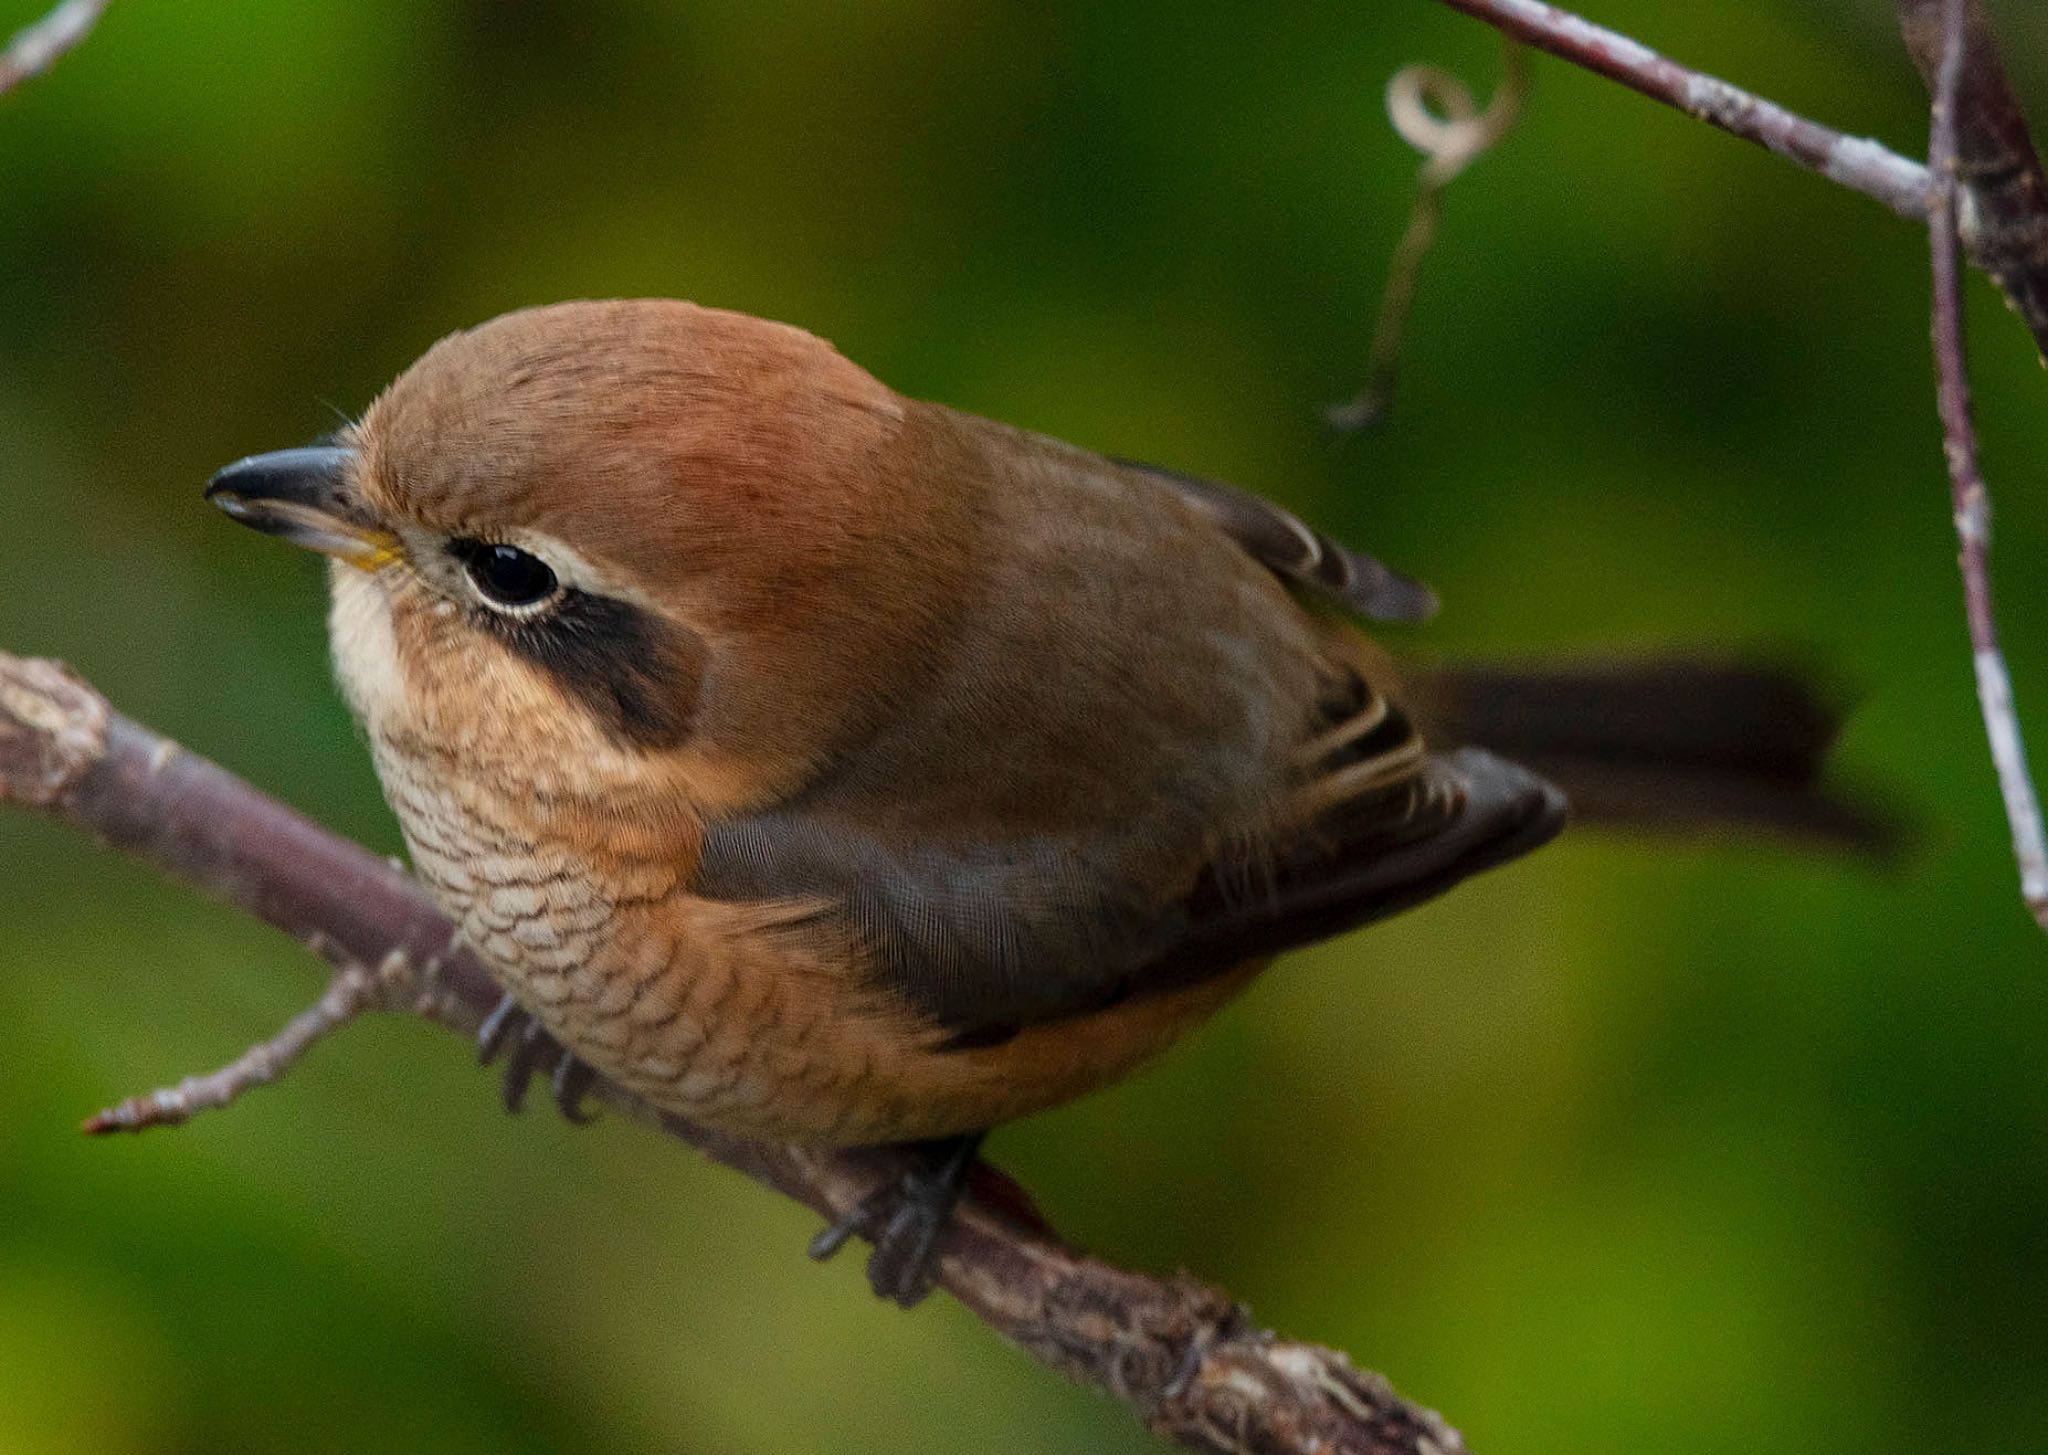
[204,485,254,524]
[203,445,354,512]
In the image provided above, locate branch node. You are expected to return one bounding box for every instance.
[0,656,108,809]
[1918,0,2048,935]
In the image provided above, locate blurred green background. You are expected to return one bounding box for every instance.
[4,1,2048,1451]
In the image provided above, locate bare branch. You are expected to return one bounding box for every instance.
[1913,0,2048,930]
[82,957,396,1133]
[1409,0,2048,927]
[0,649,1468,1455]
[0,0,108,98]
[1431,0,1931,217]
[1430,0,2048,357]
[1898,0,2048,354]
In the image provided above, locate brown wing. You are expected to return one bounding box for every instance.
[694,667,1564,1046]
[1113,457,1439,623]
[1117,667,1564,1006]
[1147,747,1565,999]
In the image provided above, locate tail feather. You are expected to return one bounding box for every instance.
[1425,658,1903,855]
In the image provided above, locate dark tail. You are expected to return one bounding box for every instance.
[1425,658,1902,855]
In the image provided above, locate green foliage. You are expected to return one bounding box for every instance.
[3,1,2046,1450]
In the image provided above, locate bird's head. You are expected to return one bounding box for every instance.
[208,299,950,814]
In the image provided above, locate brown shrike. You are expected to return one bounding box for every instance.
[207,300,1879,1303]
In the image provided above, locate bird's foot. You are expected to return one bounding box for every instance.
[807,1133,984,1307]
[476,992,598,1124]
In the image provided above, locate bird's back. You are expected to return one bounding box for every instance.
[693,400,1499,1050]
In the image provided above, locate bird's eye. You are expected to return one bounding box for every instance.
[453,540,560,611]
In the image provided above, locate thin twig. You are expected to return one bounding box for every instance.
[1427,0,2048,360]
[1430,0,1932,219]
[0,651,1468,1455]
[81,957,396,1133]
[1417,0,2048,924]
[0,0,108,98]
[1917,0,2048,930]
[1897,0,2048,358]
[1330,40,1526,432]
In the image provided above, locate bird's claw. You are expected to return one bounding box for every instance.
[808,1133,983,1307]
[476,992,598,1124]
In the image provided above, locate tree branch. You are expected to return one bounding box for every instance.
[81,956,398,1133]
[1911,0,2048,930]
[0,650,1468,1455]
[1415,0,2048,932]
[1430,0,2048,356]
[0,0,109,98]
[1898,0,2048,349]
[1431,0,1930,216]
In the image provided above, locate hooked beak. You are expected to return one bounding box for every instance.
[205,446,402,571]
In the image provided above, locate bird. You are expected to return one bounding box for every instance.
[205,299,1884,1305]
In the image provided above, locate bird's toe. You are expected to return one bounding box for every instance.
[476,992,599,1125]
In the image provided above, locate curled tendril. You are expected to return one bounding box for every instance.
[1388,52,1525,183]
[1329,40,1527,433]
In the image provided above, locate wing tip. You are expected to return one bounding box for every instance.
[1351,563,1439,625]
[1440,746,1571,861]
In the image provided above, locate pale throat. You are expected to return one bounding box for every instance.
[326,561,409,739]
